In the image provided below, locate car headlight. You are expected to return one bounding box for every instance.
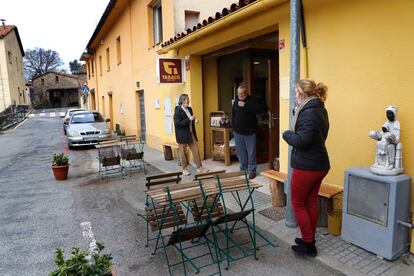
[69,131,80,137]
[103,129,110,134]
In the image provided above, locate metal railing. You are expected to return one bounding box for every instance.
[0,106,30,130]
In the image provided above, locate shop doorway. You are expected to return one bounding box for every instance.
[108,93,114,130]
[216,36,279,167]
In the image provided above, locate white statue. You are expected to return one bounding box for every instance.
[369,106,403,175]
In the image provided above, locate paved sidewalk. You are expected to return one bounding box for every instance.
[143,146,414,276]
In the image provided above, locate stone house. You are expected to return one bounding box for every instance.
[32,72,80,108]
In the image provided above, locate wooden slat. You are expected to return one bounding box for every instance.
[260,170,287,182]
[218,171,246,179]
[167,224,210,245]
[319,183,343,198]
[146,172,182,181]
[193,170,226,181]
[163,142,179,148]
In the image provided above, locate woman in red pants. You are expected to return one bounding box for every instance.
[282,79,330,257]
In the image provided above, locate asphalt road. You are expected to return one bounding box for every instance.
[0,108,341,275]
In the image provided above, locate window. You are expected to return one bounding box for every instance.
[55,75,59,83]
[91,58,95,76]
[106,48,110,71]
[116,36,121,64]
[185,10,199,30]
[152,1,163,45]
[41,78,44,85]
[8,51,12,64]
[99,56,103,76]
[87,61,91,79]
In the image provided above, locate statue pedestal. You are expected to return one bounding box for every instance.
[370,165,404,176]
[342,167,411,260]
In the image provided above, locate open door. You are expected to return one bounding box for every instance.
[251,49,279,166]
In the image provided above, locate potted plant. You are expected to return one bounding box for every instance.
[51,153,69,180]
[50,242,114,276]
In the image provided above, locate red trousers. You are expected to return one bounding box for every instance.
[291,168,328,243]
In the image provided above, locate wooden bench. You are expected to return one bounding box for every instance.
[162,142,182,165]
[260,170,343,226]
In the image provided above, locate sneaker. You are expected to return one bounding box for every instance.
[183,169,191,176]
[248,171,256,180]
[196,167,209,174]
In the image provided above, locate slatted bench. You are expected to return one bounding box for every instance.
[260,170,343,226]
[162,142,181,165]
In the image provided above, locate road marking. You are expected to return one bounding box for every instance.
[29,114,35,117]
[39,113,45,116]
[50,112,56,117]
[59,112,65,116]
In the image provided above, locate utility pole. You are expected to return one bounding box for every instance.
[285,0,301,228]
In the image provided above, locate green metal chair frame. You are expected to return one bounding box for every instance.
[137,172,183,249]
[120,135,147,176]
[202,171,277,270]
[96,139,124,181]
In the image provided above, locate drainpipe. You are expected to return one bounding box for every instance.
[285,0,300,228]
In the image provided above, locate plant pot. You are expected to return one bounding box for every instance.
[52,165,69,180]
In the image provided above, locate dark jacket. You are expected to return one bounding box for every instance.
[232,95,258,135]
[173,105,198,144]
[282,98,330,171]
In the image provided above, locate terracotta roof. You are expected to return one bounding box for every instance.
[32,71,79,81]
[161,0,257,48]
[0,25,25,56]
[0,25,15,38]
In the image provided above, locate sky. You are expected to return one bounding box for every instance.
[1,0,109,70]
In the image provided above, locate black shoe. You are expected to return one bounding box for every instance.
[295,238,315,245]
[291,242,317,257]
[295,238,304,245]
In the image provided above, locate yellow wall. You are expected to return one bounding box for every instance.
[0,29,25,112]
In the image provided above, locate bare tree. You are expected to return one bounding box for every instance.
[24,48,64,79]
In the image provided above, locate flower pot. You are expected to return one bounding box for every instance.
[52,165,69,180]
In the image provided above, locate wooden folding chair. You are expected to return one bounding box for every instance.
[96,139,123,181]
[120,135,146,176]
[138,172,183,249]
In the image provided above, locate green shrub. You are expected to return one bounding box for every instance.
[52,153,69,166]
[50,242,112,276]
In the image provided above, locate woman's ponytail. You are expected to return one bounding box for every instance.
[315,82,328,102]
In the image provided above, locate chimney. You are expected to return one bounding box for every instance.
[0,19,5,27]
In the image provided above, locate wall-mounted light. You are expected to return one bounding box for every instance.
[136,81,140,88]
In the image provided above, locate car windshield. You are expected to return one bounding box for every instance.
[71,112,105,124]
[68,110,81,116]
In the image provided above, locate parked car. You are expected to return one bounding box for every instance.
[66,111,111,148]
[62,108,86,135]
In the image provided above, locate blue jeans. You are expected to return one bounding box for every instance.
[234,132,256,173]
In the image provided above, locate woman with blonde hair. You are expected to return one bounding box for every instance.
[173,93,208,176]
[282,79,330,257]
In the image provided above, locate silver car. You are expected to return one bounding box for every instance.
[62,108,86,135]
[66,111,112,148]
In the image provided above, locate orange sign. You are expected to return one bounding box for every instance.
[158,58,183,83]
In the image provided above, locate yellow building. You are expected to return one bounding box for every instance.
[0,25,25,112]
[81,0,234,152]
